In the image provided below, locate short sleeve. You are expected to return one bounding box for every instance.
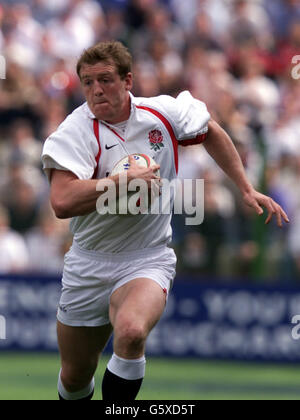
[144,91,211,146]
[42,113,97,182]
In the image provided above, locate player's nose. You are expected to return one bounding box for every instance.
[94,81,104,96]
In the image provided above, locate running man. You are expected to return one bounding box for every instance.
[42,41,289,401]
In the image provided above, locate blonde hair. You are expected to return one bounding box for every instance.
[77,41,132,80]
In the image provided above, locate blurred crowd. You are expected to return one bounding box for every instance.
[0,0,299,281]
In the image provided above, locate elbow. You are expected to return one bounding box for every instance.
[53,205,70,220]
[55,210,71,220]
[51,197,72,219]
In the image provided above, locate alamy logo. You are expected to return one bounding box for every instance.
[0,54,6,80]
[291,55,300,80]
[0,315,6,340]
[96,177,205,226]
[292,315,300,340]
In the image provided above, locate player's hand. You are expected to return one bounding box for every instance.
[242,189,290,228]
[127,155,161,188]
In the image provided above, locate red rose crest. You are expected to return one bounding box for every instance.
[149,130,164,152]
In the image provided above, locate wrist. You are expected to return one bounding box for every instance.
[240,184,255,197]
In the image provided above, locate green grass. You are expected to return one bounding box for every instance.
[0,352,299,400]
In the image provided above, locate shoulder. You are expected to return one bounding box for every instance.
[59,102,93,132]
[133,91,207,120]
[132,91,210,140]
[44,103,94,147]
[42,102,98,180]
[133,91,190,111]
[42,102,96,161]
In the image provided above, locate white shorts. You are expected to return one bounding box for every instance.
[57,241,177,327]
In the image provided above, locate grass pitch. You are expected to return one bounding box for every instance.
[0,352,299,400]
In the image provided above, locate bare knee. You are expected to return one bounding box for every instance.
[61,361,97,393]
[114,318,148,358]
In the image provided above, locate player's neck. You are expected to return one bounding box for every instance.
[105,94,131,125]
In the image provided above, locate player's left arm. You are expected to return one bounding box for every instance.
[203,119,290,228]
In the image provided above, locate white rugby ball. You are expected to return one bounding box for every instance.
[111,153,160,177]
[110,153,160,215]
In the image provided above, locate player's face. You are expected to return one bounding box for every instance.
[80,61,133,124]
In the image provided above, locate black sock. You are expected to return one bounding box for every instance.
[102,368,143,401]
[58,389,94,401]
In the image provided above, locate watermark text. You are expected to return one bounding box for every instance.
[0,315,6,340]
[0,54,6,80]
[96,177,205,226]
[292,315,300,340]
[291,55,300,80]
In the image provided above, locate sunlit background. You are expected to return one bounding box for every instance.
[0,0,300,400]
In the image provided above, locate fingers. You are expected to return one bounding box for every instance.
[127,155,161,190]
[269,206,290,228]
[246,192,290,228]
[253,202,264,217]
[261,198,290,228]
[264,199,277,225]
[279,207,290,224]
[128,154,137,166]
[128,156,160,174]
[150,164,161,173]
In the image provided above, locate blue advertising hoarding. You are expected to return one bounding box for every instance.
[147,280,300,361]
[0,274,300,362]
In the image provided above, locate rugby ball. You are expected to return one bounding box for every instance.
[110,153,160,215]
[111,153,160,177]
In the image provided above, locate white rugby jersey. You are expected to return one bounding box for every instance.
[42,91,210,252]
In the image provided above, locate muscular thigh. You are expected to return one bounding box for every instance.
[57,321,113,370]
[109,278,167,332]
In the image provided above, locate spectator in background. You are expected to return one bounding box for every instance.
[101,0,128,11]
[104,6,130,45]
[30,0,71,24]
[125,0,160,31]
[30,0,68,24]
[128,4,185,95]
[132,60,161,97]
[0,155,45,208]
[177,168,234,277]
[131,4,185,55]
[276,19,300,76]
[0,119,42,168]
[147,35,184,94]
[0,162,40,235]
[226,0,274,50]
[234,53,281,126]
[45,0,106,60]
[187,11,223,51]
[0,204,29,273]
[0,61,43,136]
[264,0,300,41]
[26,203,72,274]
[0,5,4,49]
[3,3,43,73]
[0,0,298,281]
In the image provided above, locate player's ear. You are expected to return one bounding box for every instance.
[124,72,133,91]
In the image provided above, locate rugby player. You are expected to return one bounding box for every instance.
[42,41,289,400]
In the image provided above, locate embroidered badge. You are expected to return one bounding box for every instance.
[149,130,164,152]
